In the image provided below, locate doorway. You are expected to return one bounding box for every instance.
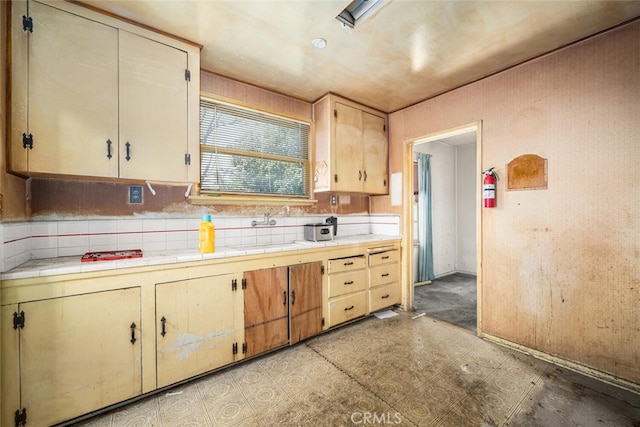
[407,124,480,333]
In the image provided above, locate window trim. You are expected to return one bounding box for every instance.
[197,96,314,202]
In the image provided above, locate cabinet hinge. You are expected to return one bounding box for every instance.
[22,16,33,33]
[242,278,247,290]
[242,342,247,354]
[22,133,33,150]
[184,153,191,165]
[321,317,325,327]
[334,174,338,183]
[384,178,387,186]
[185,69,191,81]
[231,278,237,291]
[383,124,386,132]
[334,109,337,118]
[232,342,238,355]
[14,408,27,427]
[321,265,325,275]
[13,311,25,329]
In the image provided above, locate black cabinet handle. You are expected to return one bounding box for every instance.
[363,171,367,181]
[382,255,390,260]
[382,294,390,299]
[106,139,113,159]
[344,281,354,285]
[125,142,131,161]
[344,305,354,311]
[344,261,354,266]
[130,322,137,344]
[161,316,167,337]
[283,290,287,305]
[291,290,296,306]
[381,273,390,277]
[358,170,363,181]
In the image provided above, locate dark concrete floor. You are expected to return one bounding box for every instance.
[413,273,477,333]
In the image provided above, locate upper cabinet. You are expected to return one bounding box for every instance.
[10,0,201,183]
[313,94,389,195]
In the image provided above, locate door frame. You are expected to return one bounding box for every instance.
[401,121,484,335]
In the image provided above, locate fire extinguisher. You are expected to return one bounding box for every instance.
[483,167,498,208]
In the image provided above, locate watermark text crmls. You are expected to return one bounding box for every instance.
[351,412,402,425]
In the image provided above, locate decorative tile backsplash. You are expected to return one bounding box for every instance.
[0,215,400,272]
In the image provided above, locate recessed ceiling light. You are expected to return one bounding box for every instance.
[312,38,327,49]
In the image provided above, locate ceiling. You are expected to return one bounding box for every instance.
[82,0,640,113]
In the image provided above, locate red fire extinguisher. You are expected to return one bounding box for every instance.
[483,167,498,208]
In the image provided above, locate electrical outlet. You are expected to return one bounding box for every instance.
[129,186,143,204]
[330,194,337,205]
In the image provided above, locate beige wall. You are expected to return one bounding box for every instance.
[385,20,640,385]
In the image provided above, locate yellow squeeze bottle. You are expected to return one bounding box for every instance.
[199,214,215,253]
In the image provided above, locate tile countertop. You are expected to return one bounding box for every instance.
[1,234,401,281]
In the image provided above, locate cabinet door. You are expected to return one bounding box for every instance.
[19,289,141,427]
[289,262,323,344]
[244,267,289,357]
[26,1,119,177]
[334,102,364,192]
[156,274,240,388]
[362,111,389,194]
[119,31,189,182]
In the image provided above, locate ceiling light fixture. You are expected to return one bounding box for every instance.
[312,38,327,49]
[336,0,387,29]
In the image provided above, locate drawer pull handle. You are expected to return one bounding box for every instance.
[381,273,390,277]
[160,316,167,337]
[344,261,354,266]
[344,281,354,285]
[344,305,355,311]
[381,294,390,299]
[382,255,390,259]
[130,322,137,344]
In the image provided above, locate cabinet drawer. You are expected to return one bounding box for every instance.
[329,269,367,298]
[369,249,399,267]
[328,292,367,327]
[369,283,400,313]
[328,255,366,274]
[369,263,399,287]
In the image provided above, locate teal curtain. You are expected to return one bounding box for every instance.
[417,153,435,282]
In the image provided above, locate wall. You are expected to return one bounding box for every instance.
[414,141,476,277]
[456,144,477,274]
[385,20,640,386]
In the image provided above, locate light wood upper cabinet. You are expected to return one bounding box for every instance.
[155,274,243,388]
[313,94,389,195]
[2,288,142,427]
[10,0,200,183]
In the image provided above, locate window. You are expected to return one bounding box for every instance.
[200,99,310,197]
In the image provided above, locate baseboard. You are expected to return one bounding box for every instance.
[413,280,432,287]
[482,332,640,395]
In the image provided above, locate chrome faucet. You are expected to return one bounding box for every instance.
[251,205,290,226]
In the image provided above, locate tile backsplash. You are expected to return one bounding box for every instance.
[0,214,400,272]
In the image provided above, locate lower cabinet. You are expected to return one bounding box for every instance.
[243,262,323,357]
[368,248,401,312]
[155,273,243,388]
[327,254,368,328]
[2,288,142,427]
[243,266,290,358]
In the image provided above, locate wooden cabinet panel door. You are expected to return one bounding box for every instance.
[334,102,364,192]
[156,274,239,388]
[244,267,289,357]
[119,31,189,182]
[362,111,388,194]
[27,1,119,177]
[289,262,323,345]
[19,288,141,427]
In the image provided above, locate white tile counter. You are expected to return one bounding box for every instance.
[1,234,401,281]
